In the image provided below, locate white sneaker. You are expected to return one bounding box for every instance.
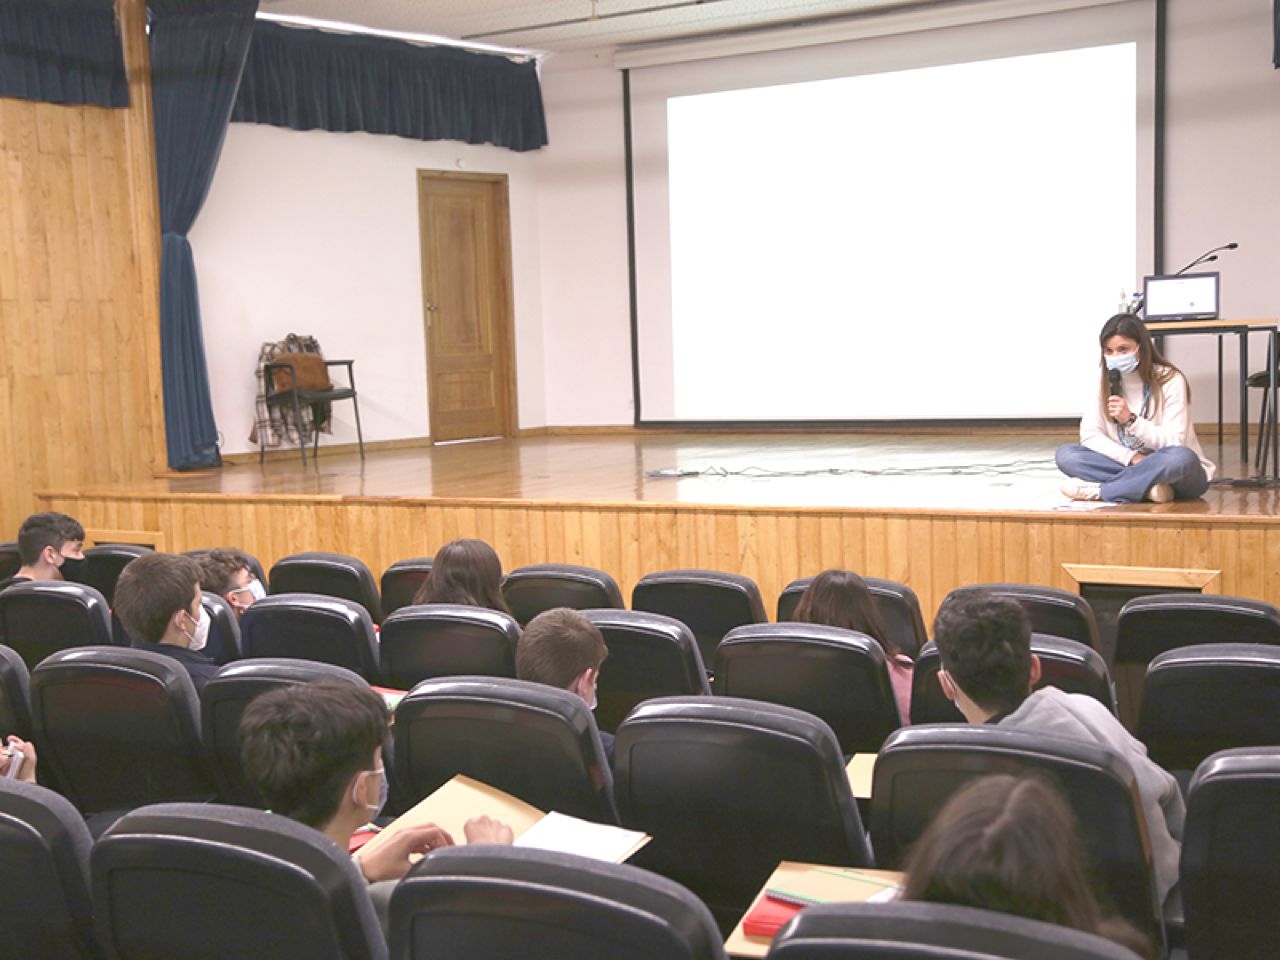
[1147,482,1175,503]
[1060,478,1102,501]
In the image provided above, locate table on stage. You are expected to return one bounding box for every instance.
[1145,318,1279,479]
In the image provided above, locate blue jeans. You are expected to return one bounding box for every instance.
[1055,444,1209,503]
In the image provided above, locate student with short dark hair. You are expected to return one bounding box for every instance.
[0,512,86,591]
[412,539,510,613]
[516,607,612,760]
[901,774,1153,960]
[196,548,264,618]
[931,590,1183,904]
[113,552,218,693]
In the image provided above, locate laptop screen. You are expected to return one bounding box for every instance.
[1143,272,1219,322]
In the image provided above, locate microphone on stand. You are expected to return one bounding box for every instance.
[1109,368,1123,397]
[1174,242,1238,276]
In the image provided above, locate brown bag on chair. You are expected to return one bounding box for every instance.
[271,353,333,394]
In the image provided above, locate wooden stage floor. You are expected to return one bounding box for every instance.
[38,431,1280,621]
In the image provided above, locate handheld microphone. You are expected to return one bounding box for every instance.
[1109,369,1123,397]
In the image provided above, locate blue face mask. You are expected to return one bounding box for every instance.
[1105,352,1139,375]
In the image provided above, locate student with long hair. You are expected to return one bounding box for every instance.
[901,774,1153,960]
[411,538,510,613]
[1057,313,1213,503]
[793,569,913,721]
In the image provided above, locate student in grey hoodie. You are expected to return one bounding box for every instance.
[931,590,1184,906]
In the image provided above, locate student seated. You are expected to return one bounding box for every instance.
[931,590,1184,904]
[516,607,612,762]
[411,539,511,613]
[0,512,85,592]
[901,774,1153,959]
[239,679,513,931]
[196,548,265,618]
[113,553,219,693]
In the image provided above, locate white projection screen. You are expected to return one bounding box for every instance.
[630,2,1156,423]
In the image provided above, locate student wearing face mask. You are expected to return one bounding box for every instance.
[113,552,219,693]
[0,512,86,592]
[1057,313,1214,503]
[196,548,266,618]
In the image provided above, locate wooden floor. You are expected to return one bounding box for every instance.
[37,430,1280,622]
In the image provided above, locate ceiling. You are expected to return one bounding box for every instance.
[257,0,961,54]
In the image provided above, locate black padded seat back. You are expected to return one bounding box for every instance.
[269,551,384,624]
[1116,593,1280,665]
[92,802,387,960]
[394,676,615,822]
[614,696,871,926]
[776,576,928,658]
[390,845,727,960]
[379,557,434,618]
[1182,747,1280,960]
[632,569,767,665]
[502,563,625,626]
[30,647,214,815]
[0,542,19,580]
[1138,644,1280,774]
[0,778,96,960]
[202,659,370,807]
[201,592,242,666]
[184,547,268,588]
[379,604,519,690]
[584,609,710,735]
[0,580,114,669]
[870,725,1160,941]
[239,594,380,681]
[0,644,32,738]
[947,583,1100,649]
[77,544,151,605]
[768,901,1145,960]
[714,623,901,754]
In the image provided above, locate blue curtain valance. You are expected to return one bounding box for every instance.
[0,0,128,108]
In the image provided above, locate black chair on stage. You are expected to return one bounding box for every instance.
[260,355,365,465]
[946,583,1100,650]
[184,547,268,588]
[269,551,383,624]
[713,623,900,754]
[502,563,624,626]
[239,594,381,682]
[0,580,115,669]
[0,778,98,960]
[394,677,615,822]
[379,604,520,690]
[92,803,386,960]
[76,543,151,605]
[0,644,32,740]
[583,609,709,735]
[632,569,767,667]
[766,902,1144,960]
[389,846,727,960]
[1116,593,1280,667]
[380,557,434,618]
[0,542,20,581]
[777,575,929,658]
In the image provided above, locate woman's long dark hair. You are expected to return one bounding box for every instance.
[792,569,898,658]
[901,774,1153,960]
[1097,313,1186,419]
[412,539,510,614]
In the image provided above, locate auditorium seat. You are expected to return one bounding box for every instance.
[394,676,615,822]
[1116,593,1280,666]
[0,542,20,581]
[77,543,151,605]
[239,594,381,682]
[945,583,1100,650]
[766,901,1144,960]
[870,725,1162,945]
[92,803,386,960]
[390,846,726,960]
[0,778,98,960]
[202,659,370,807]
[632,569,767,666]
[0,644,32,740]
[713,623,900,754]
[583,609,709,734]
[1181,747,1280,960]
[614,696,872,932]
[269,551,384,624]
[379,604,519,690]
[184,546,268,587]
[1137,644,1280,777]
[0,580,115,669]
[201,592,242,666]
[776,575,929,657]
[30,648,216,821]
[502,563,625,625]
[379,556,434,618]
[910,634,1116,725]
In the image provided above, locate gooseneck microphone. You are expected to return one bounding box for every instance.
[1109,368,1123,397]
[1174,242,1238,276]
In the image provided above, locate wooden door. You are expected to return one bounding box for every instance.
[418,172,517,443]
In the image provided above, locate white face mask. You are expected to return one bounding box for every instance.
[1105,351,1139,375]
[352,767,388,817]
[182,607,210,652]
[230,578,267,609]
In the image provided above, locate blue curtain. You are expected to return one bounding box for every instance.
[149,0,258,470]
[0,0,128,107]
[232,22,548,153]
